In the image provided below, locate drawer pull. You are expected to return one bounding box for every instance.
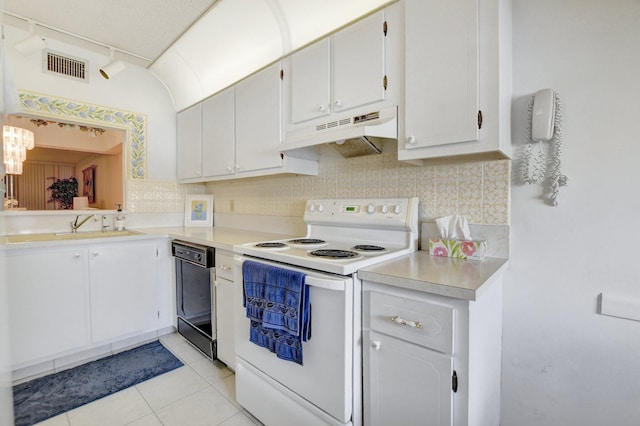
[389,315,423,329]
[219,264,231,271]
[371,340,381,351]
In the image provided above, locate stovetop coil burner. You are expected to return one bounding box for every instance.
[309,249,360,259]
[254,242,288,248]
[352,245,386,252]
[288,238,326,245]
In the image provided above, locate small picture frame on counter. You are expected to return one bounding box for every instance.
[184,194,214,227]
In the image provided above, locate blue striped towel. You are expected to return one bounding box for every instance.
[243,260,310,364]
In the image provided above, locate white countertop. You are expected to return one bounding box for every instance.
[358,250,508,301]
[0,226,294,251]
[135,227,294,251]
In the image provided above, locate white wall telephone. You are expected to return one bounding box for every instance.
[523,88,567,205]
[531,88,556,141]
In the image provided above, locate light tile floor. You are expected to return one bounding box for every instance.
[33,333,262,426]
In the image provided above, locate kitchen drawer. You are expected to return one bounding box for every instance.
[215,251,234,281]
[366,290,454,355]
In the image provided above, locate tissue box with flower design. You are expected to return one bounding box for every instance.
[428,238,487,260]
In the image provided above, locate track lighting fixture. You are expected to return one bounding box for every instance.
[100,48,125,79]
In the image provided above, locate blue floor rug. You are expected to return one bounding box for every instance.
[13,340,183,426]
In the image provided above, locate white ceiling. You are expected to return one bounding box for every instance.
[2,0,395,109]
[1,0,217,62]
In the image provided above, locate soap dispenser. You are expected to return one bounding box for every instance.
[114,204,125,231]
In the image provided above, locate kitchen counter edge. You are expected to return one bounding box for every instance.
[136,227,294,251]
[357,250,509,301]
[0,227,294,251]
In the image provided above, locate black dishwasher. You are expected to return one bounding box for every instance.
[172,240,216,360]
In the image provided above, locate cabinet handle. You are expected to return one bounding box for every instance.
[389,315,423,329]
[226,166,233,172]
[371,340,381,351]
[73,253,81,258]
[407,135,416,144]
[318,105,326,112]
[194,170,201,176]
[334,100,342,108]
[92,251,99,257]
[220,264,231,271]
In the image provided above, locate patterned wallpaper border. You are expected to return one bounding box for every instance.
[18,91,147,179]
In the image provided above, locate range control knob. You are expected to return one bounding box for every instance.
[309,204,316,212]
[317,204,325,212]
[195,253,202,262]
[393,204,403,215]
[381,204,389,214]
[366,203,376,214]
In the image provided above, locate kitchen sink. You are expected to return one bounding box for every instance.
[5,229,143,243]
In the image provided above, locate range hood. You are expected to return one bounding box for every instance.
[281,107,397,156]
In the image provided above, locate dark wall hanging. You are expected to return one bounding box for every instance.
[82,165,96,203]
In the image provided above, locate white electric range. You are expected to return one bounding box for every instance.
[232,197,419,426]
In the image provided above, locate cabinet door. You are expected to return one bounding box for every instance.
[333,11,387,113]
[235,62,283,172]
[404,0,478,149]
[7,248,89,365]
[89,241,159,343]
[289,39,331,124]
[364,330,453,426]
[202,87,236,178]
[177,103,203,180]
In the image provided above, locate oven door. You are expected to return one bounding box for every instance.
[233,255,355,425]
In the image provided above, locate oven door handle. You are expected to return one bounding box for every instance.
[304,276,345,291]
[235,255,346,292]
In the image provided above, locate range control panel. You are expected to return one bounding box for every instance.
[304,197,419,230]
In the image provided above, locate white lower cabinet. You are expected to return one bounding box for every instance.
[6,238,169,369]
[365,330,453,426]
[6,247,90,366]
[89,240,159,343]
[363,279,503,426]
[214,250,235,368]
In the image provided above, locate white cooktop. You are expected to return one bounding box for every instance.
[233,197,419,275]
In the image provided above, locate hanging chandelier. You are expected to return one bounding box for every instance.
[3,125,35,175]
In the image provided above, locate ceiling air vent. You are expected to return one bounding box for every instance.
[43,50,89,83]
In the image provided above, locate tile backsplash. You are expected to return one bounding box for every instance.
[127,179,206,214]
[208,151,511,226]
[2,151,510,234]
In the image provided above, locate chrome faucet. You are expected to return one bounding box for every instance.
[71,214,97,233]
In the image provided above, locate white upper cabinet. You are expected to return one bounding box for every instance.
[202,87,235,178]
[288,10,386,126]
[333,11,387,115]
[177,62,318,183]
[404,0,478,149]
[399,0,512,161]
[284,7,399,142]
[289,39,331,124]
[176,103,203,180]
[235,62,284,173]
